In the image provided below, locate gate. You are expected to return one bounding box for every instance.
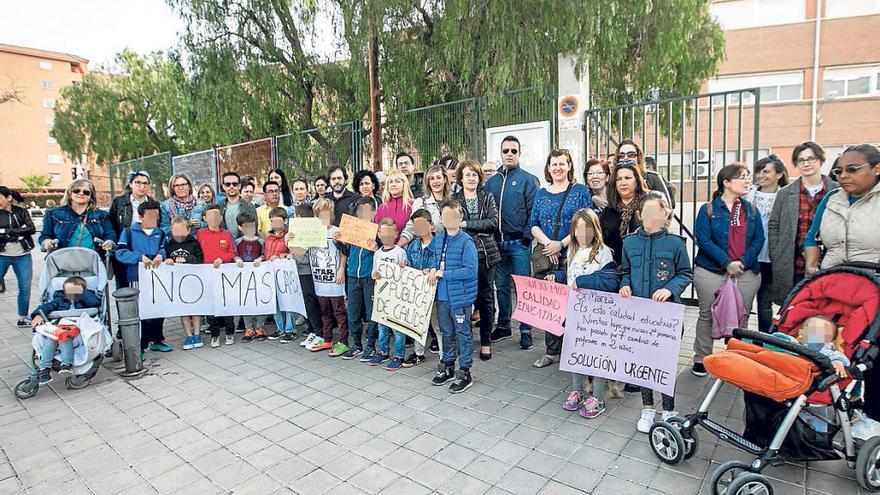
[585,88,763,299]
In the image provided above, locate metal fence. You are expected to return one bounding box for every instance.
[585,88,763,299]
[171,149,216,193]
[105,152,173,203]
[276,121,361,179]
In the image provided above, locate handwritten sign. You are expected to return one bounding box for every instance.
[338,214,378,251]
[512,275,569,336]
[371,262,436,345]
[273,259,306,315]
[138,263,281,318]
[559,289,685,396]
[286,218,326,248]
[138,264,215,319]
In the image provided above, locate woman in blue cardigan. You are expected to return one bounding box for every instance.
[692,164,764,377]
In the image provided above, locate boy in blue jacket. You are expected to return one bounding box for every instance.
[337,197,379,360]
[115,200,168,358]
[619,191,693,433]
[428,199,479,393]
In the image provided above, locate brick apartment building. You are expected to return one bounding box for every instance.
[0,43,88,191]
[707,0,880,174]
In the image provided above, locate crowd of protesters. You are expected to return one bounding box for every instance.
[4,138,880,428]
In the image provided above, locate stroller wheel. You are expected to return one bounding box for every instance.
[710,461,754,495]
[725,473,773,495]
[665,417,700,459]
[857,436,880,491]
[65,375,90,390]
[649,421,685,464]
[13,378,39,400]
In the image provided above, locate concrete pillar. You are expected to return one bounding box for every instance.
[557,54,590,180]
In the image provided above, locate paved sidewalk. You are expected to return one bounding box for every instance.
[0,254,866,494]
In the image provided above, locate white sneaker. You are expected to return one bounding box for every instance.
[637,408,656,433]
[661,410,679,422]
[301,333,316,348]
[210,336,220,348]
[225,335,234,346]
[305,336,325,351]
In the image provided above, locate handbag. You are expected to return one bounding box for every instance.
[531,185,573,276]
[711,277,747,339]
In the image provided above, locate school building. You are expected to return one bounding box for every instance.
[0,43,89,191]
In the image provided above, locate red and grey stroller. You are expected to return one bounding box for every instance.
[648,263,880,494]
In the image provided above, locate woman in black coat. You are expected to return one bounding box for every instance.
[0,186,36,326]
[453,160,501,360]
[108,171,157,288]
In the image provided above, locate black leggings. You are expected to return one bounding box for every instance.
[641,388,675,411]
[476,264,496,346]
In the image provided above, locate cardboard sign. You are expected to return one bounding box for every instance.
[138,264,215,319]
[212,263,278,316]
[338,214,378,251]
[512,275,569,336]
[272,259,306,315]
[286,218,327,248]
[559,289,685,396]
[371,262,436,345]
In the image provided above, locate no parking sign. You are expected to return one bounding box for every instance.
[558,95,580,119]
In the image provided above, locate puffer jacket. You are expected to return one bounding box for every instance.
[818,181,880,269]
[430,229,478,309]
[0,205,36,253]
[264,230,289,259]
[453,189,500,268]
[620,227,693,303]
[39,206,117,252]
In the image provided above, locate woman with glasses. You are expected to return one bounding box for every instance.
[0,186,37,326]
[767,141,837,306]
[39,179,116,256]
[583,158,611,211]
[160,173,205,236]
[691,164,764,377]
[109,171,159,288]
[614,140,675,206]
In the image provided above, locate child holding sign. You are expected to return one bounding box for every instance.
[429,199,478,393]
[234,212,267,342]
[550,209,619,419]
[301,199,348,355]
[265,207,297,342]
[369,218,409,371]
[619,191,693,433]
[116,200,168,358]
[337,197,379,360]
[403,208,440,366]
[164,216,205,350]
[197,204,237,348]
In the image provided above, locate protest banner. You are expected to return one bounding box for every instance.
[512,275,569,336]
[286,218,327,248]
[272,259,306,315]
[559,289,685,396]
[212,263,278,316]
[138,264,215,319]
[338,214,378,251]
[371,262,436,345]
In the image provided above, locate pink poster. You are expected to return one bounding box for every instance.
[512,275,569,336]
[559,288,685,396]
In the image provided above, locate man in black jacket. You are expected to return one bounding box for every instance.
[395,152,424,198]
[327,165,358,226]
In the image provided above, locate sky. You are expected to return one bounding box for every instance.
[0,0,183,70]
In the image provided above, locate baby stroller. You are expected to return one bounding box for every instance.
[648,263,880,494]
[13,247,113,399]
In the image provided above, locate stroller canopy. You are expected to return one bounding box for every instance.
[38,247,108,296]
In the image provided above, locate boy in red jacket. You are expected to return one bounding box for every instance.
[196,204,236,347]
[264,207,297,342]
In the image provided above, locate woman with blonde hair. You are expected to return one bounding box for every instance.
[197,183,216,205]
[39,179,116,255]
[160,173,205,235]
[375,168,413,245]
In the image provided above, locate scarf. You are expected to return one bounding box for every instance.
[170,194,196,219]
[618,199,640,237]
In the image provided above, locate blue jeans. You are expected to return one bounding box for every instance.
[494,239,531,335]
[437,301,473,370]
[347,276,377,351]
[377,325,405,358]
[39,337,74,369]
[0,254,32,317]
[274,311,295,334]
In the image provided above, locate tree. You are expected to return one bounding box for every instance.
[19,174,51,192]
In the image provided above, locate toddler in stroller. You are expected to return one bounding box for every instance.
[30,275,100,384]
[647,264,880,494]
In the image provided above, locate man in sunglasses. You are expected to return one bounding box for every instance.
[217,171,257,239]
[484,135,540,350]
[396,151,424,198]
